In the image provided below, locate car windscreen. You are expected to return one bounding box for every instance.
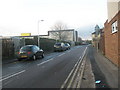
[65,44,68,45]
[20,46,32,52]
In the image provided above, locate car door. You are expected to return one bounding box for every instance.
[62,43,66,51]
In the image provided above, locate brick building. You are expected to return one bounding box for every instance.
[99,28,105,55]
[92,25,102,50]
[104,1,120,66]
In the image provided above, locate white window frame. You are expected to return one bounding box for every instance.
[112,20,118,33]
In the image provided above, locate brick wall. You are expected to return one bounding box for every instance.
[99,29,105,55]
[104,11,120,66]
[118,11,120,67]
[99,34,105,55]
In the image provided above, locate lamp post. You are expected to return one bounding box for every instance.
[38,20,44,47]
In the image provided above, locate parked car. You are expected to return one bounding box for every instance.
[17,45,44,60]
[54,42,66,52]
[65,43,71,50]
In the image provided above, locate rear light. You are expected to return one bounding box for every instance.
[27,52,31,54]
[18,52,20,54]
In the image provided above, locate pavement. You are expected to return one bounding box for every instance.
[80,46,118,89]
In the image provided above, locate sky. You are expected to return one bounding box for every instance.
[0,0,108,40]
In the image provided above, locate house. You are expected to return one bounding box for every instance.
[92,32,96,47]
[92,25,102,49]
[104,1,120,66]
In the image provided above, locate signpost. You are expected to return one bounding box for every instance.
[21,33,31,36]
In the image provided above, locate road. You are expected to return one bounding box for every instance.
[2,45,88,88]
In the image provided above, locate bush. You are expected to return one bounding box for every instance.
[75,42,82,46]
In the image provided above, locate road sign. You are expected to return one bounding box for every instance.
[21,33,31,36]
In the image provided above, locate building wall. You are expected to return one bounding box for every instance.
[107,1,120,22]
[99,29,105,55]
[104,11,120,66]
[73,31,78,42]
[48,30,76,42]
[92,33,95,47]
[92,25,102,50]
[118,10,120,66]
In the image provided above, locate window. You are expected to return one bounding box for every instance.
[34,46,40,51]
[20,46,32,51]
[112,20,118,33]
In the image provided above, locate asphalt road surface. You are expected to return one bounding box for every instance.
[2,45,88,88]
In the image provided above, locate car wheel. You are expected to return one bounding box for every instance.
[41,53,44,58]
[33,55,36,60]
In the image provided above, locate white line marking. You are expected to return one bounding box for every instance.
[0,70,26,82]
[58,53,65,57]
[60,46,88,88]
[37,58,54,66]
[61,56,81,88]
[79,56,81,60]
[0,72,18,80]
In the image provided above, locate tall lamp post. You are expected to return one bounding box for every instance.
[38,20,44,47]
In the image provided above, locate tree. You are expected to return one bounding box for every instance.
[51,21,67,30]
[50,21,68,41]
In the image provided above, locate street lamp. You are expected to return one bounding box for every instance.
[38,20,44,47]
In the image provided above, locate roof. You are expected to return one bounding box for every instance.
[92,32,96,34]
[48,29,75,32]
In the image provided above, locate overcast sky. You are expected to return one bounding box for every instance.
[0,0,108,40]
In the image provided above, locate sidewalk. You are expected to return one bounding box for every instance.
[80,46,118,88]
[93,47,118,88]
[2,57,17,64]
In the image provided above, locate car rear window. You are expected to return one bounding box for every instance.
[20,46,32,51]
[55,43,61,46]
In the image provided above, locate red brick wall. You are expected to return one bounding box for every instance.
[99,29,105,55]
[104,11,120,66]
[118,11,120,67]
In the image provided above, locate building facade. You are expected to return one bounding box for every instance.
[99,29,105,55]
[104,1,120,66]
[92,25,102,49]
[47,29,78,42]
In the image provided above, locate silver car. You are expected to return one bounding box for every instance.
[65,43,71,50]
[54,42,66,52]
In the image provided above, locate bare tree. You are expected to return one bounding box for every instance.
[51,22,68,30]
[50,21,68,41]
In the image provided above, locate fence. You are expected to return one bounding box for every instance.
[25,37,56,52]
[2,38,15,59]
[2,36,56,60]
